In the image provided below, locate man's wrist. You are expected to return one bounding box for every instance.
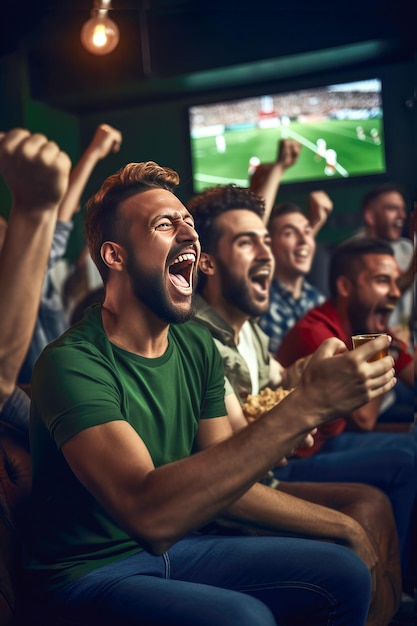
[10,201,60,220]
[282,358,304,389]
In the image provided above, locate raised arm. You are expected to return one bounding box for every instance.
[57,123,122,223]
[249,139,301,223]
[61,335,395,555]
[308,189,334,236]
[0,129,71,408]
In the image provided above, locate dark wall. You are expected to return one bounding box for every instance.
[0,53,80,225]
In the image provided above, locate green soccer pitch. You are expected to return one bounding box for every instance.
[190,118,385,192]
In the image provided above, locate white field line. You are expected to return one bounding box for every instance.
[283,128,350,177]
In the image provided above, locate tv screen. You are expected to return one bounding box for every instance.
[188,78,386,193]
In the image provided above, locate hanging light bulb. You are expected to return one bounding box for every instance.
[80,1,120,56]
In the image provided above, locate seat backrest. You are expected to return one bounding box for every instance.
[0,425,31,626]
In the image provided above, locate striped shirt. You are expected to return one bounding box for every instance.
[260,278,325,354]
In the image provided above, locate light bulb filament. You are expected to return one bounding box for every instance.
[92,24,107,47]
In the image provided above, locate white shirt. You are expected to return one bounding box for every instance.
[237,321,260,395]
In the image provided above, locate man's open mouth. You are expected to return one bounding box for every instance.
[373,304,396,330]
[169,253,196,290]
[250,267,270,295]
[294,248,310,261]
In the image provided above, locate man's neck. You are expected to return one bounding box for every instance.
[364,225,378,238]
[101,290,169,358]
[274,272,305,299]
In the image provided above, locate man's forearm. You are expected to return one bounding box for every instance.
[222,481,362,545]
[57,149,101,222]
[250,163,285,223]
[0,207,58,404]
[58,124,122,222]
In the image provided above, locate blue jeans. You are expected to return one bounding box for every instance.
[274,430,417,586]
[49,534,371,626]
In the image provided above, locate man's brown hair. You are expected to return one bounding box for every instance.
[84,161,180,283]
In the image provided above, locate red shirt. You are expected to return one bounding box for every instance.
[276,300,412,456]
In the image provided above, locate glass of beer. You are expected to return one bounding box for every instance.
[351,333,389,362]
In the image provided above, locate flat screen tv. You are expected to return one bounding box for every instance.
[188,78,386,193]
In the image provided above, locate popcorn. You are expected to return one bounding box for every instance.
[242,387,293,422]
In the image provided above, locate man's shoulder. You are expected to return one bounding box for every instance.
[391,237,414,258]
[290,300,334,327]
[269,279,289,297]
[193,295,221,325]
[169,322,225,394]
[37,305,109,366]
[276,301,342,364]
[192,295,234,343]
[170,320,221,361]
[302,280,325,303]
[266,280,293,312]
[172,318,214,343]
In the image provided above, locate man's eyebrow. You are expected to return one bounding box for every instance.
[373,272,392,280]
[382,203,403,210]
[232,230,269,241]
[276,222,306,233]
[150,210,193,226]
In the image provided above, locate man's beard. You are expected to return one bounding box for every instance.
[125,251,195,325]
[218,259,268,318]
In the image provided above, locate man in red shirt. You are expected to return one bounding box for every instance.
[277,237,414,447]
[276,237,416,594]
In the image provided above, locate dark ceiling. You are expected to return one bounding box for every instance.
[1,0,415,114]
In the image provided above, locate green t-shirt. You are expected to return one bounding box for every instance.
[24,305,226,592]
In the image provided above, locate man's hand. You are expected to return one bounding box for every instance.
[249,139,302,222]
[281,355,312,389]
[296,336,396,421]
[308,190,333,234]
[0,128,71,213]
[276,139,302,170]
[56,123,122,222]
[281,428,317,465]
[88,123,122,161]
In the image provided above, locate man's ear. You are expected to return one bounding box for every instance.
[363,206,375,228]
[100,241,126,272]
[336,274,352,298]
[199,252,216,276]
